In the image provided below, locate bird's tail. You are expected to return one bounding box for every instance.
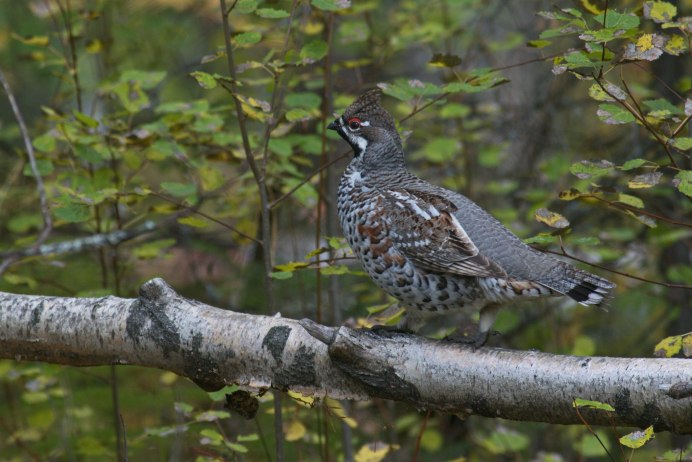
[561,268,615,307]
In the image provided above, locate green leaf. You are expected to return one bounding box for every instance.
[617,193,644,208]
[573,398,615,412]
[563,51,600,70]
[597,103,635,124]
[311,0,350,11]
[620,158,647,170]
[535,208,570,228]
[33,133,56,152]
[594,11,640,30]
[569,159,614,179]
[189,71,217,89]
[234,31,262,46]
[286,108,312,122]
[118,70,166,89]
[285,92,322,109]
[327,236,349,250]
[643,98,683,118]
[420,137,459,162]
[200,428,224,445]
[300,40,328,62]
[320,265,349,275]
[235,0,257,13]
[73,110,99,128]
[619,426,655,449]
[225,442,248,453]
[644,1,677,23]
[673,170,692,197]
[147,140,184,160]
[133,239,176,259]
[256,8,290,18]
[269,271,293,280]
[74,144,105,162]
[161,181,196,198]
[527,39,551,48]
[671,137,692,151]
[523,233,557,245]
[54,203,91,223]
[177,216,208,228]
[572,236,601,246]
[23,159,54,177]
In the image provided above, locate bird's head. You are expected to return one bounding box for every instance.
[328,89,403,163]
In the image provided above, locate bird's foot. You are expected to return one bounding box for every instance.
[443,329,500,349]
[368,323,414,336]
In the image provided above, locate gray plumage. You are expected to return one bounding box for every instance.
[328,89,614,340]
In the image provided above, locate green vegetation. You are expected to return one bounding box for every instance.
[0,0,689,460]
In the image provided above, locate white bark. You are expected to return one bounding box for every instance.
[0,278,689,433]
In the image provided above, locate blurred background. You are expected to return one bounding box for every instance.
[0,0,690,460]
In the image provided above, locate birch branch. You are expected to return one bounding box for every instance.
[0,278,689,433]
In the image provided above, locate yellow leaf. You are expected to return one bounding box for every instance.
[354,442,399,462]
[325,398,357,428]
[535,208,570,229]
[159,371,179,385]
[619,425,655,448]
[85,39,102,53]
[654,335,682,357]
[636,34,654,52]
[12,33,49,46]
[177,216,208,228]
[199,164,225,191]
[287,390,315,407]
[645,1,677,23]
[663,34,687,55]
[284,420,306,442]
[580,0,603,14]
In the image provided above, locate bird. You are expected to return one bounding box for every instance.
[327,89,615,346]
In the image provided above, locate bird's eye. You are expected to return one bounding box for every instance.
[347,117,362,130]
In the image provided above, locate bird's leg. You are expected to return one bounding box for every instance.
[444,303,501,348]
[367,305,417,335]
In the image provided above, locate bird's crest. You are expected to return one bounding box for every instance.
[342,88,397,133]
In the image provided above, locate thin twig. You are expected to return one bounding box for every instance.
[0,67,53,275]
[595,77,679,168]
[597,0,609,79]
[150,191,261,244]
[412,411,430,462]
[573,402,617,462]
[219,2,282,461]
[270,152,349,209]
[541,247,692,290]
[583,194,692,228]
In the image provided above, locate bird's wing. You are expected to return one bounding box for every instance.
[382,188,507,278]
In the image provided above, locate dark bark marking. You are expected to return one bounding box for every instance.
[183,332,226,392]
[29,301,43,328]
[274,345,316,388]
[614,388,633,419]
[262,325,291,365]
[126,299,181,359]
[469,394,493,417]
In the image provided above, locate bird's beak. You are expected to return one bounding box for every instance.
[327,119,340,131]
